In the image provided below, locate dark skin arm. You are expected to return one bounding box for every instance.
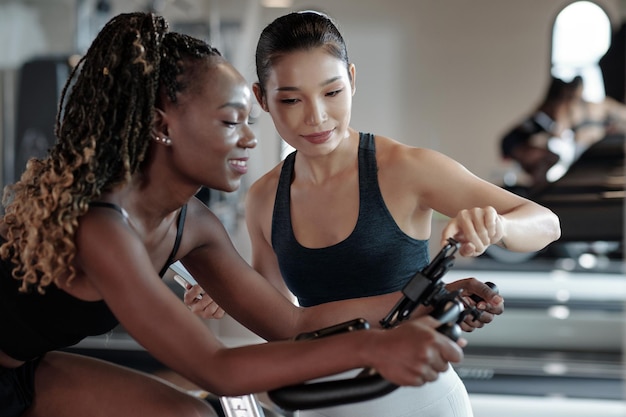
[75,201,464,396]
[186,262,503,333]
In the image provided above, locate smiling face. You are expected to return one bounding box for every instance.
[256,47,355,156]
[161,57,257,192]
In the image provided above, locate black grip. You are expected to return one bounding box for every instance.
[436,322,462,341]
[469,281,498,303]
[268,374,397,411]
[431,300,464,341]
[430,300,463,324]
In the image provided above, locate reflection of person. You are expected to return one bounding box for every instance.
[568,76,626,149]
[243,11,559,417]
[0,12,466,417]
[500,76,579,187]
[501,75,626,188]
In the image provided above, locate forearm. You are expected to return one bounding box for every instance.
[293,291,404,334]
[194,330,376,396]
[499,202,561,252]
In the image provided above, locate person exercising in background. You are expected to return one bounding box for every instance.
[500,76,580,187]
[501,75,626,188]
[567,75,626,150]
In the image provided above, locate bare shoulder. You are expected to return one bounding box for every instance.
[373,134,449,172]
[184,196,229,232]
[186,195,222,220]
[78,204,132,238]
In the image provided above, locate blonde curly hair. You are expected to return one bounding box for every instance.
[0,12,220,293]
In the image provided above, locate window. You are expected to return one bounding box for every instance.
[551,1,612,102]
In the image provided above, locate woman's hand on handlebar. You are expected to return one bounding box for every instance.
[446,278,504,332]
[368,316,465,387]
[183,284,225,319]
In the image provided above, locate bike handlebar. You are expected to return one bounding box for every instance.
[268,238,497,411]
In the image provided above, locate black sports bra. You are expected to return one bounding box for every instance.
[89,201,187,277]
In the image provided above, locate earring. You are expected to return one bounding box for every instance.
[154,136,172,145]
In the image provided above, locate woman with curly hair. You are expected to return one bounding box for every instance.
[0,12,465,417]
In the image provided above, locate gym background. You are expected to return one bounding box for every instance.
[0,1,624,416]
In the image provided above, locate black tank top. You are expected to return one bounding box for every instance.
[271,133,429,307]
[0,202,187,361]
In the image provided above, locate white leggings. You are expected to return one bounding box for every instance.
[296,366,472,417]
